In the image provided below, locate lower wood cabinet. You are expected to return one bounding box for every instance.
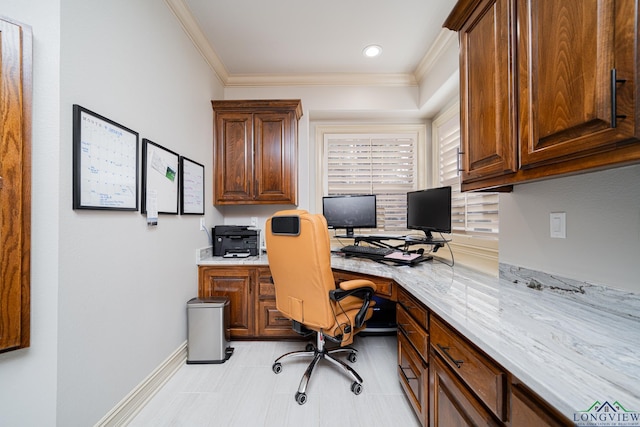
[430,317,507,421]
[198,265,299,339]
[199,266,253,337]
[396,285,573,427]
[430,352,500,427]
[398,329,428,425]
[255,267,300,338]
[397,287,430,426]
[510,382,573,427]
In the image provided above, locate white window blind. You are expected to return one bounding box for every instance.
[324,134,418,231]
[437,113,499,235]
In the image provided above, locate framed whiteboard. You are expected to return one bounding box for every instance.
[142,138,179,215]
[180,156,205,215]
[72,105,139,210]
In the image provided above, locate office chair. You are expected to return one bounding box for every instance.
[265,210,377,405]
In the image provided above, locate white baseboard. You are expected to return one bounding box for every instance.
[95,341,187,427]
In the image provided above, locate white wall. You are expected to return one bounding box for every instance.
[0,1,61,425]
[56,1,223,425]
[1,0,223,425]
[220,82,456,231]
[499,164,640,292]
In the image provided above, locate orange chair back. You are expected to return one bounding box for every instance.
[265,210,337,330]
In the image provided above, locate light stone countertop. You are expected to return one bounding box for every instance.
[198,253,640,422]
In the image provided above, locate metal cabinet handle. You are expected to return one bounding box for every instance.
[611,68,627,128]
[400,300,415,310]
[436,344,464,368]
[398,324,414,336]
[456,147,465,175]
[399,366,418,382]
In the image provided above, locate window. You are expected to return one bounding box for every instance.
[434,105,499,236]
[319,125,426,233]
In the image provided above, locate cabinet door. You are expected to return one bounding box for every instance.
[459,0,517,183]
[518,0,639,168]
[199,267,253,337]
[510,383,573,427]
[253,112,297,204]
[214,112,253,203]
[430,352,501,427]
[0,18,31,353]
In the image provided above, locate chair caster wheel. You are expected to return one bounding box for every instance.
[272,363,282,374]
[305,343,314,352]
[351,382,363,395]
[295,391,307,405]
[347,352,357,363]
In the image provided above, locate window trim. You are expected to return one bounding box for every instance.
[315,124,428,227]
[432,102,499,276]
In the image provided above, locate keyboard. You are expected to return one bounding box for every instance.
[340,245,394,257]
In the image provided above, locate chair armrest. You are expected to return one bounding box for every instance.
[329,279,376,328]
[338,279,377,293]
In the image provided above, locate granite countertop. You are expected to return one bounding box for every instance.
[198,252,640,421]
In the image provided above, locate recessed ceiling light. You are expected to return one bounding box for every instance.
[363,45,382,58]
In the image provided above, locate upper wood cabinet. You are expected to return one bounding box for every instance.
[445,0,640,191]
[453,0,518,184]
[212,99,302,205]
[0,17,32,353]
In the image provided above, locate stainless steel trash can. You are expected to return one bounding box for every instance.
[187,297,233,364]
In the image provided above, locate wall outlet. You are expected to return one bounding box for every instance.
[200,217,206,231]
[250,217,258,227]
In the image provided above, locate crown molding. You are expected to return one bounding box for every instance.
[225,73,417,87]
[164,0,229,85]
[414,29,457,83]
[166,0,436,89]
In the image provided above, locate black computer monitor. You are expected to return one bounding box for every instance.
[322,194,377,237]
[406,186,452,240]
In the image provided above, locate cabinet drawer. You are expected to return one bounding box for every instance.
[397,287,428,330]
[333,269,395,299]
[430,317,507,421]
[398,330,428,426]
[397,305,429,360]
[257,267,275,298]
[257,300,300,338]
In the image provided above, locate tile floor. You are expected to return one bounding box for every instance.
[128,335,421,426]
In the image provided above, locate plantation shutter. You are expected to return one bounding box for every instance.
[437,113,499,234]
[325,134,418,231]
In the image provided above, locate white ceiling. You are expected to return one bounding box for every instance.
[177,0,458,80]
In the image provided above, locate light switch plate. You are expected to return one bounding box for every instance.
[550,212,566,238]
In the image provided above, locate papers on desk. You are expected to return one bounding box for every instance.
[384,251,422,262]
[223,252,251,258]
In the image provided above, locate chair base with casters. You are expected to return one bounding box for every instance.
[271,323,364,405]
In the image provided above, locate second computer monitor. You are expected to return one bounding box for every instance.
[322,194,376,237]
[406,186,452,240]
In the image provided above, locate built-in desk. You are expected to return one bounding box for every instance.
[198,253,640,425]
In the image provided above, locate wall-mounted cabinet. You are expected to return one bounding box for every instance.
[0,17,32,353]
[212,99,302,205]
[445,0,640,191]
